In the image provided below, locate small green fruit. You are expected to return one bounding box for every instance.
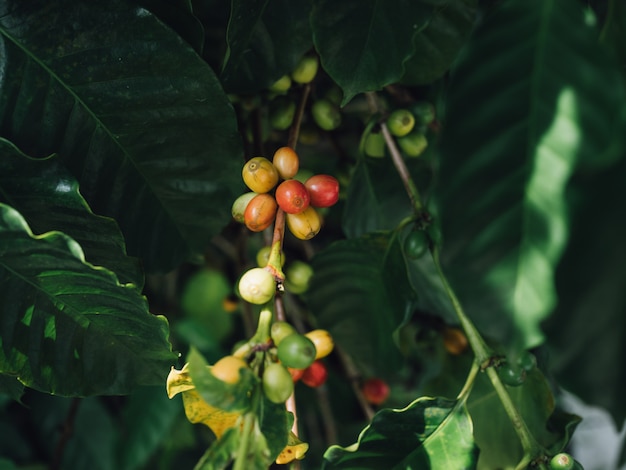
[285,261,314,294]
[263,363,294,403]
[271,321,297,346]
[363,132,385,158]
[269,97,296,131]
[269,74,292,93]
[550,453,575,470]
[404,230,428,259]
[411,101,435,126]
[238,267,275,305]
[311,99,341,131]
[397,131,428,158]
[387,109,415,137]
[497,362,526,387]
[291,55,319,84]
[277,334,317,369]
[256,245,286,268]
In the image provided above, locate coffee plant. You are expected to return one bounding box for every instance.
[1,1,625,469]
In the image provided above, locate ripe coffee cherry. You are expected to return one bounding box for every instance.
[442,327,469,355]
[238,267,275,305]
[398,131,428,158]
[272,146,299,179]
[277,334,317,369]
[304,174,339,208]
[275,179,310,214]
[550,453,574,470]
[305,329,334,359]
[288,367,305,382]
[404,230,428,259]
[242,157,279,193]
[271,321,297,346]
[263,363,294,403]
[311,99,341,131]
[301,360,328,388]
[231,192,257,223]
[286,206,321,240]
[244,194,277,232]
[212,355,249,384]
[387,109,415,137]
[361,378,390,405]
[285,260,314,294]
[291,55,319,84]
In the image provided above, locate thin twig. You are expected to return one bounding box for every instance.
[51,398,81,470]
[337,348,374,421]
[288,83,311,150]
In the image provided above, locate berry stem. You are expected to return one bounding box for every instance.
[288,83,312,149]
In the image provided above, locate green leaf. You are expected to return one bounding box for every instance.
[117,386,182,470]
[400,0,478,85]
[342,157,413,238]
[467,368,580,469]
[258,396,292,461]
[544,157,626,425]
[187,347,257,412]
[0,138,143,287]
[311,0,433,105]
[0,204,176,396]
[307,232,415,376]
[434,0,625,351]
[195,426,240,470]
[322,396,478,469]
[0,0,243,271]
[221,0,313,93]
[0,374,24,403]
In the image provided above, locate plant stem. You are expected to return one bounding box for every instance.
[288,83,311,149]
[233,412,256,470]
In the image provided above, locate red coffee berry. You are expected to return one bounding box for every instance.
[361,378,390,405]
[301,360,328,388]
[275,179,310,214]
[244,193,278,232]
[304,174,339,208]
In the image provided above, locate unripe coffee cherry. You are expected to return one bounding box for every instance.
[256,246,285,267]
[361,378,390,405]
[404,230,428,259]
[364,132,385,158]
[305,329,334,359]
[277,334,317,369]
[272,146,300,179]
[212,355,249,384]
[275,179,310,214]
[263,362,294,403]
[232,192,257,223]
[304,174,339,208]
[286,206,321,240]
[291,55,319,84]
[238,267,275,304]
[311,99,341,131]
[387,109,415,137]
[244,193,277,232]
[269,74,292,93]
[550,453,574,470]
[269,98,296,131]
[301,360,328,388]
[497,362,526,387]
[285,260,314,294]
[242,157,279,193]
[398,131,428,158]
[271,321,297,346]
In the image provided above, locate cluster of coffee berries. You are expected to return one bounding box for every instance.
[233,146,339,241]
[363,101,435,159]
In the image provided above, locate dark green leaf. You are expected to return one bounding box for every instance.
[307,232,415,376]
[544,157,626,425]
[221,0,313,93]
[0,0,243,271]
[258,396,292,461]
[311,0,433,105]
[0,373,24,403]
[0,204,176,396]
[117,386,182,470]
[195,426,239,470]
[467,368,580,469]
[323,396,477,469]
[342,157,413,239]
[0,138,143,287]
[187,347,257,412]
[401,0,478,85]
[435,0,625,351]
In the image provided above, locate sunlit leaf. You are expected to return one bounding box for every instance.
[311,0,433,105]
[0,204,176,396]
[435,0,625,351]
[0,0,243,271]
[323,396,477,469]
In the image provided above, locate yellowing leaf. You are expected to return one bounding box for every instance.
[275,431,309,464]
[166,363,243,439]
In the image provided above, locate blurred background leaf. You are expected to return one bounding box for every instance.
[0,0,243,271]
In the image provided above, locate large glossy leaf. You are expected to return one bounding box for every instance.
[0,0,243,271]
[306,232,415,376]
[435,0,625,351]
[400,0,478,85]
[311,0,433,105]
[544,157,626,425]
[0,138,143,287]
[221,0,313,93]
[0,204,176,396]
[467,369,581,469]
[322,396,478,469]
